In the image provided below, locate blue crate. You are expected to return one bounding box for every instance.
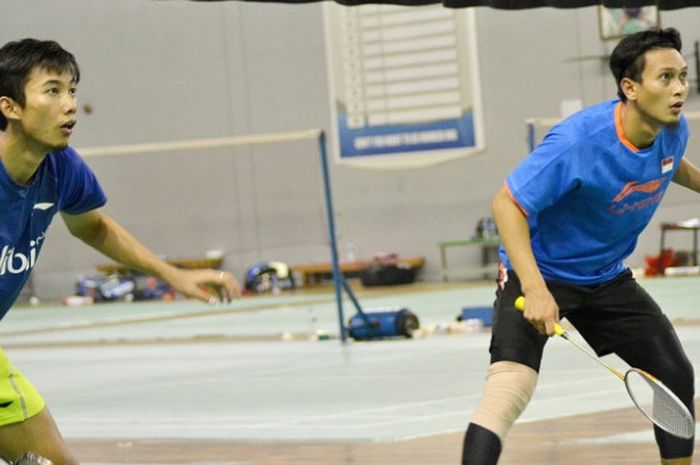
[457,306,493,326]
[348,307,419,340]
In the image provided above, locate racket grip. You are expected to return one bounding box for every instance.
[513,296,566,337]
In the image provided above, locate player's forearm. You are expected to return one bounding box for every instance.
[73,212,179,281]
[672,158,700,193]
[492,187,547,295]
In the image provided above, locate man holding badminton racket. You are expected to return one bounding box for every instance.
[0,38,241,465]
[463,28,699,465]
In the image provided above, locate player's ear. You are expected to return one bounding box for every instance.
[620,78,637,102]
[0,96,21,122]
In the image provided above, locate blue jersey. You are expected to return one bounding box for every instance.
[501,100,688,285]
[0,147,106,318]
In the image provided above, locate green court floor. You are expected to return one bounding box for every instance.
[2,277,699,445]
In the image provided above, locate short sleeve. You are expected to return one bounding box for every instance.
[680,115,690,154]
[54,147,107,214]
[506,128,583,216]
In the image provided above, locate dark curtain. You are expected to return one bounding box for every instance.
[181,0,700,10]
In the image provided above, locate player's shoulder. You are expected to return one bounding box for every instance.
[541,100,617,152]
[557,99,617,135]
[44,146,91,181]
[47,146,87,168]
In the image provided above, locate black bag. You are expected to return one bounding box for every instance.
[361,263,415,286]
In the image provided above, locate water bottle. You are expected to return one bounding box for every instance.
[346,242,356,262]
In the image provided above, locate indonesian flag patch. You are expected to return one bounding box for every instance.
[662,156,674,174]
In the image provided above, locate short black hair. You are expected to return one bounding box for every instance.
[0,38,80,130]
[609,27,682,102]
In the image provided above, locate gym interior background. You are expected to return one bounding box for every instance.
[2,0,700,300]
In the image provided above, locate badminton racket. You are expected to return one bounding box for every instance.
[514,296,695,439]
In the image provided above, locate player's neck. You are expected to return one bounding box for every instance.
[0,130,46,185]
[620,101,660,150]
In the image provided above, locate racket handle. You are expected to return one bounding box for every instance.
[513,296,566,337]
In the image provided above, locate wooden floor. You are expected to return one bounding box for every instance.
[69,403,697,465]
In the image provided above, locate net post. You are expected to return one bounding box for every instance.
[526,119,536,153]
[80,129,352,342]
[317,131,348,342]
[695,40,699,94]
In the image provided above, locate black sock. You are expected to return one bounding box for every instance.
[462,423,502,465]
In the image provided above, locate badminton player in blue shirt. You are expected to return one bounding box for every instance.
[0,38,241,464]
[463,28,699,465]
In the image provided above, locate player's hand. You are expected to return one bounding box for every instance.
[521,288,559,336]
[165,268,241,304]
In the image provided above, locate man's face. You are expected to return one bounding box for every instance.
[632,48,688,127]
[16,67,77,151]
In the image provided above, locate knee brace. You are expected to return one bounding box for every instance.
[470,361,538,441]
[462,423,502,465]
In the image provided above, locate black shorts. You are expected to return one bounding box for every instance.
[490,268,674,372]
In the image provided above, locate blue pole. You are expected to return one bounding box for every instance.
[318,131,347,342]
[527,121,535,153]
[695,41,699,94]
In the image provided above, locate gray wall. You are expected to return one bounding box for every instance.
[1,1,699,299]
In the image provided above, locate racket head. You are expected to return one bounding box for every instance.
[624,368,695,439]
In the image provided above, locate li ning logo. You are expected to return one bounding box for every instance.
[0,231,46,275]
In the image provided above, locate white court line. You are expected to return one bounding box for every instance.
[65,379,624,432]
[50,359,471,400]
[243,393,484,429]
[54,360,623,420]
[260,386,625,430]
[85,463,252,465]
[63,420,460,431]
[378,386,641,442]
[7,311,181,333]
[57,393,484,431]
[277,380,628,431]
[561,426,700,445]
[51,342,462,391]
[57,378,639,443]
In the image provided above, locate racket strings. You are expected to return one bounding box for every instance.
[650,383,695,437]
[626,370,695,439]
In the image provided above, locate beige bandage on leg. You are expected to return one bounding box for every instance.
[470,361,538,442]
